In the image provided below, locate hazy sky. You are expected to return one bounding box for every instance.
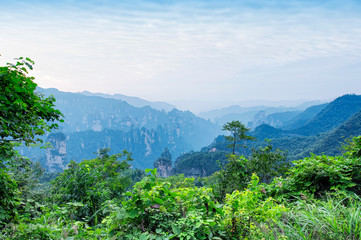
[1,0,361,112]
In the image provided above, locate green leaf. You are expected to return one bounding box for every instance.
[172,225,181,235]
[154,198,164,205]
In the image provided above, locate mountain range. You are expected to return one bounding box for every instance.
[21,88,221,171]
[79,91,176,112]
[198,100,326,128]
[172,94,361,177]
[21,89,361,174]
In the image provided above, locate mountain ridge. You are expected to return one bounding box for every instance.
[292,94,361,136]
[79,91,176,112]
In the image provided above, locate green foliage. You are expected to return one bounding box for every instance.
[221,174,286,238]
[10,156,45,201]
[248,139,289,184]
[268,193,361,240]
[103,169,226,239]
[1,202,108,239]
[0,57,63,163]
[343,135,361,158]
[211,155,251,202]
[3,135,361,239]
[0,57,62,228]
[51,149,133,225]
[223,120,255,154]
[163,174,197,188]
[0,170,18,227]
[287,154,361,195]
[125,168,147,189]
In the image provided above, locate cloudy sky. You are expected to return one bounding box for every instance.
[1,0,361,112]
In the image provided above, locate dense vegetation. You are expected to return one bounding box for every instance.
[3,137,361,239]
[2,59,361,239]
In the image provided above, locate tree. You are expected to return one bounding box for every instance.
[0,57,63,165]
[0,57,63,226]
[212,155,251,201]
[248,140,289,184]
[222,120,255,155]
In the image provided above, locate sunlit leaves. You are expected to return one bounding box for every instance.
[0,57,63,164]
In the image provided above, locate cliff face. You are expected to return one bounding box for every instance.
[154,159,173,178]
[26,88,221,170]
[46,133,67,172]
[38,88,220,143]
[64,127,191,169]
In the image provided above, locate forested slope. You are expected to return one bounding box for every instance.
[292,94,361,136]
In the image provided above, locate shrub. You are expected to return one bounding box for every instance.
[51,149,133,225]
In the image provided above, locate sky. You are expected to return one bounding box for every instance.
[1,0,361,112]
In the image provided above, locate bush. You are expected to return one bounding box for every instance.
[51,149,133,225]
[288,154,361,195]
[0,170,18,227]
[221,174,286,239]
[103,169,226,239]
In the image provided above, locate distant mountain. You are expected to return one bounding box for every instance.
[26,88,221,170]
[250,110,301,129]
[252,94,361,159]
[139,94,361,177]
[309,109,361,156]
[267,109,361,160]
[38,88,172,133]
[198,101,324,128]
[186,94,361,173]
[79,91,176,112]
[292,94,361,136]
[65,127,191,169]
[281,103,328,130]
[198,105,263,121]
[214,110,264,128]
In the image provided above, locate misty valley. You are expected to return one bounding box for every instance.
[20,88,361,178]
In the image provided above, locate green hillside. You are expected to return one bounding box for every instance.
[292,94,361,136]
[281,103,328,130]
[309,110,361,156]
[193,94,361,171]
